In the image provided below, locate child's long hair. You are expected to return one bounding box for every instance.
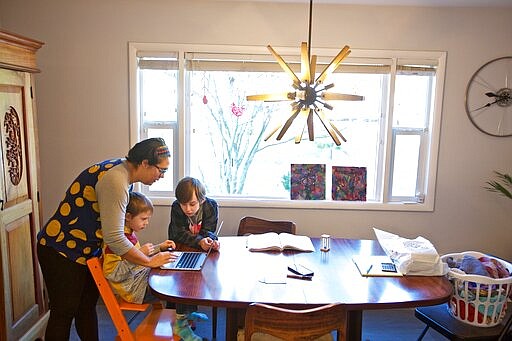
[175,177,206,204]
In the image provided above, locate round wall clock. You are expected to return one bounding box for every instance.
[465,56,512,137]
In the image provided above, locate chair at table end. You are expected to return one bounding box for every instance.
[237,216,296,236]
[233,216,298,332]
[86,256,177,341]
[242,302,347,341]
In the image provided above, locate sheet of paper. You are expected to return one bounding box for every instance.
[259,269,287,284]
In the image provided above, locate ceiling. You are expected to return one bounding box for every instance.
[224,0,512,7]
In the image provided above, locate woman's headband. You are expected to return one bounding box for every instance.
[156,145,170,157]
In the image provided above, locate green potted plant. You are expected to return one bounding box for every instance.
[485,171,512,200]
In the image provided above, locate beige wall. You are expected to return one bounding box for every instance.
[1,0,511,259]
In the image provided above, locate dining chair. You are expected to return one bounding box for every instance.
[237,216,297,236]
[86,257,176,341]
[415,303,512,341]
[230,216,298,332]
[242,302,347,341]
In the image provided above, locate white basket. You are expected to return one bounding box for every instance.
[441,251,512,327]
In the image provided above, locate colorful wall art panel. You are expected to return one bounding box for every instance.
[332,166,367,201]
[290,164,326,200]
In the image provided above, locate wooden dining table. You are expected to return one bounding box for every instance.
[149,236,452,341]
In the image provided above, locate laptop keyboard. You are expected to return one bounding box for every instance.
[176,252,201,269]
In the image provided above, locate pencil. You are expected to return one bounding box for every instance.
[287,274,313,281]
[366,264,373,274]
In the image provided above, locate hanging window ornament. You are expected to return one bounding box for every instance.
[231,102,245,117]
[202,71,208,105]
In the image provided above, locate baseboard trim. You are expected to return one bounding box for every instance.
[19,311,49,341]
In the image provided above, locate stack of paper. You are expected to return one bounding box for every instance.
[373,228,448,276]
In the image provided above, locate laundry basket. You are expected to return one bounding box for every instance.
[441,251,512,327]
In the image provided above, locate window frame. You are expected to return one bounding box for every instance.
[128,43,446,211]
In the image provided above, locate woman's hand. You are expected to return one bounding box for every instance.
[122,245,176,267]
[148,251,178,268]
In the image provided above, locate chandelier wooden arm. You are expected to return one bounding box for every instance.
[267,45,301,87]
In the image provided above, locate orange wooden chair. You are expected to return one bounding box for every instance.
[86,257,176,341]
[243,302,347,341]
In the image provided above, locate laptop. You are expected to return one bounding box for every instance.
[161,221,223,271]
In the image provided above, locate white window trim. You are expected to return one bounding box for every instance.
[128,42,446,212]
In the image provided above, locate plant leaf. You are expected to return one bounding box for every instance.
[485,171,512,200]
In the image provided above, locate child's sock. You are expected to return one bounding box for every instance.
[173,314,203,341]
[187,311,208,330]
[188,311,209,322]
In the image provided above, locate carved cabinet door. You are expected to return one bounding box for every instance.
[0,67,44,340]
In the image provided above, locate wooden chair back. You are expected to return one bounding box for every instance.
[86,257,176,341]
[237,216,296,236]
[244,302,347,341]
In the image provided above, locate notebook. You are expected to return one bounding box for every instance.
[352,255,403,277]
[161,221,223,271]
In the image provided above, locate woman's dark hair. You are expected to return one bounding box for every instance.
[175,177,206,204]
[126,138,169,165]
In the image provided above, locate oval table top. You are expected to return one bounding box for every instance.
[149,236,452,310]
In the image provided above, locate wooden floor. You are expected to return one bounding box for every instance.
[71,302,451,340]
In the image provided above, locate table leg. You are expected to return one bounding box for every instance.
[347,310,362,341]
[226,308,238,341]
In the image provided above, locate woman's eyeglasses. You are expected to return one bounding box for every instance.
[153,165,168,175]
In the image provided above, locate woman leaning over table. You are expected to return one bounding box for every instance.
[36,138,176,341]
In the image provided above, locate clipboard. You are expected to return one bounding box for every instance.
[352,255,403,277]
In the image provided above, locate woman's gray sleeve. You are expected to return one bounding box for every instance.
[96,167,133,255]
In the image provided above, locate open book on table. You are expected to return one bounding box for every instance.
[246,232,315,252]
[352,255,403,277]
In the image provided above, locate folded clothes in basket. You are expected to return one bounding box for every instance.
[442,251,512,326]
[447,254,490,276]
[445,254,511,278]
[373,228,448,276]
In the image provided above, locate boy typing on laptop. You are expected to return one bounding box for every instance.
[168,177,220,341]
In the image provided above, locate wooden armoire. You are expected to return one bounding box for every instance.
[0,29,48,340]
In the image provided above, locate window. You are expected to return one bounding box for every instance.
[129,43,445,211]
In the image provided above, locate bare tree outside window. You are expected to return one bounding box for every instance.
[189,71,294,195]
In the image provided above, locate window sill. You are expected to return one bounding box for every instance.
[149,196,434,212]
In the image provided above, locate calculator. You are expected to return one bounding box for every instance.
[381,262,397,272]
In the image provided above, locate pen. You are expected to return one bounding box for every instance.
[287,274,313,281]
[366,264,373,274]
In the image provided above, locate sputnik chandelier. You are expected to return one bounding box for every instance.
[246,0,364,146]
